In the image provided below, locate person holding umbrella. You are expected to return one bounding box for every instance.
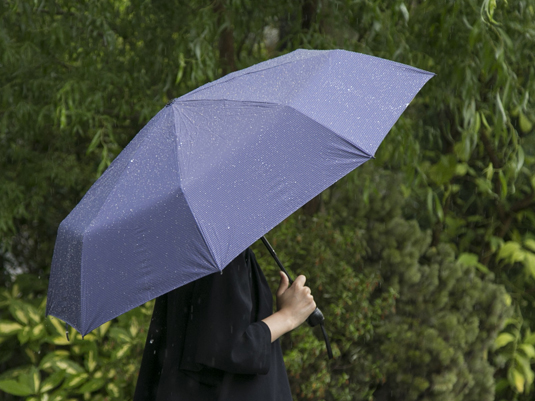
[46,49,433,400]
[133,247,316,401]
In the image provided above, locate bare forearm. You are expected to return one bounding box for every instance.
[263,272,316,343]
[262,310,295,343]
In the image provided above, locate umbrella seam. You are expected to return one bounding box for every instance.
[175,99,374,158]
[79,108,174,334]
[173,105,220,271]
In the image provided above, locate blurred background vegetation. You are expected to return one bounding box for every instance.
[1,0,534,400]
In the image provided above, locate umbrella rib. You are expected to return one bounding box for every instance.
[285,104,374,158]
[173,105,221,272]
[179,98,374,158]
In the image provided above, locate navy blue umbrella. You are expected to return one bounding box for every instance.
[46,49,433,336]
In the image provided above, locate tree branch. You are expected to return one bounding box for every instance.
[213,0,236,76]
[480,130,502,169]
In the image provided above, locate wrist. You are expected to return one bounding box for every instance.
[277,308,296,332]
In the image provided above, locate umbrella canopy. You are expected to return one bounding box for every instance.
[46,49,434,335]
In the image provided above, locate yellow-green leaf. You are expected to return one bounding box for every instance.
[27,307,41,325]
[0,320,23,335]
[519,112,533,133]
[39,351,69,370]
[525,239,535,253]
[524,253,535,279]
[53,360,84,375]
[77,378,106,393]
[498,242,523,262]
[98,321,111,337]
[495,332,515,349]
[63,373,88,389]
[47,317,65,337]
[11,305,29,325]
[512,368,525,393]
[107,382,120,398]
[86,350,97,373]
[129,317,139,337]
[31,367,40,394]
[48,335,70,345]
[31,323,45,339]
[115,343,131,359]
[39,370,65,393]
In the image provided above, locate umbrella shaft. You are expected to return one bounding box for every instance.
[260,236,294,285]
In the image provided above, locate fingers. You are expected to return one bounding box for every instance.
[293,274,307,287]
[276,271,290,297]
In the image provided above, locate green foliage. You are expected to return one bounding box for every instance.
[253,207,397,400]
[0,283,150,400]
[1,0,534,400]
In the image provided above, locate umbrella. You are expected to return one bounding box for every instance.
[46,49,434,337]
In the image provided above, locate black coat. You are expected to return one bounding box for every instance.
[133,248,292,401]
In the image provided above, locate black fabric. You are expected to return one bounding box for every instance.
[134,248,292,401]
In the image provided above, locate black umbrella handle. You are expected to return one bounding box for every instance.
[260,236,333,359]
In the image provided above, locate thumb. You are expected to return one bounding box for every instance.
[277,271,290,297]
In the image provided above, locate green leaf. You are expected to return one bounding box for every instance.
[519,344,535,359]
[62,373,88,389]
[485,162,494,181]
[458,253,490,273]
[495,332,515,349]
[39,351,70,370]
[86,130,102,154]
[510,367,525,393]
[525,239,535,253]
[109,327,131,342]
[10,303,29,325]
[428,155,457,185]
[455,162,469,176]
[515,354,535,385]
[114,343,132,359]
[85,350,97,373]
[47,317,67,338]
[0,379,34,396]
[107,382,120,398]
[498,242,523,262]
[434,193,444,222]
[0,320,23,336]
[519,112,533,133]
[47,359,84,375]
[31,323,45,339]
[97,321,111,337]
[30,366,40,394]
[524,253,535,279]
[77,378,106,393]
[515,147,525,174]
[498,170,508,198]
[176,52,186,84]
[524,333,535,345]
[40,370,65,393]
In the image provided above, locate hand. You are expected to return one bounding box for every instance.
[261,272,317,342]
[275,272,316,330]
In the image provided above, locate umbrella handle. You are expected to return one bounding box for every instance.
[260,236,334,359]
[260,236,294,285]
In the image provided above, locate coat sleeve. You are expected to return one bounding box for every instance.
[179,251,273,376]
